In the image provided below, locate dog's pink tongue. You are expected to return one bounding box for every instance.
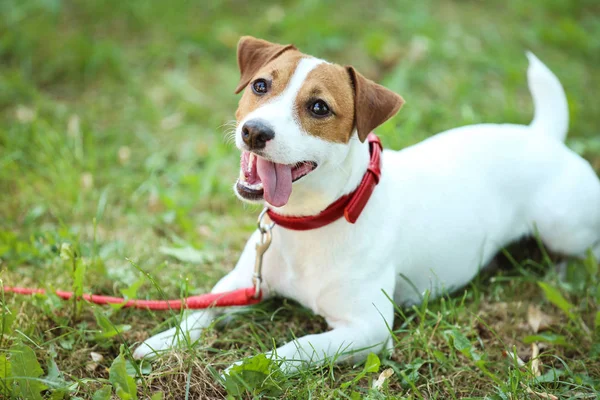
[256,157,292,207]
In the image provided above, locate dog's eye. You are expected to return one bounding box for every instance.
[252,79,268,95]
[309,100,331,117]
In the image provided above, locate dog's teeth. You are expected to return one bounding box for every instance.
[239,168,245,181]
[247,153,254,173]
[238,181,262,190]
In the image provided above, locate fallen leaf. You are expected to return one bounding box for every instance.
[68,114,81,138]
[160,113,183,131]
[91,352,104,363]
[15,105,35,123]
[503,349,526,367]
[87,352,104,372]
[196,225,212,237]
[118,146,131,165]
[525,387,558,400]
[531,343,541,377]
[372,368,394,390]
[81,172,94,190]
[527,305,553,333]
[147,189,161,213]
[86,362,99,372]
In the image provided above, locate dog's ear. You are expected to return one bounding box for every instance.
[235,36,296,94]
[346,66,404,142]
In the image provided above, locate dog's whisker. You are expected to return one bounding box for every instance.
[224,134,236,145]
[218,120,239,132]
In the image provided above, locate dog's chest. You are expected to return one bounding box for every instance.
[261,225,358,314]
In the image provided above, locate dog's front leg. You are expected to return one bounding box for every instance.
[270,323,392,373]
[226,281,396,374]
[133,230,266,359]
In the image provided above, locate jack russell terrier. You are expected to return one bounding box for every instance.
[134,36,600,373]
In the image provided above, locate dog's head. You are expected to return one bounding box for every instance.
[232,36,404,213]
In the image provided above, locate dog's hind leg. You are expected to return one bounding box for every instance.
[524,53,600,261]
[133,230,267,359]
[529,158,600,260]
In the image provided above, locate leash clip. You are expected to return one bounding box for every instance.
[253,208,274,298]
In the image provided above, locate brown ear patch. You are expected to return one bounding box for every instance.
[235,51,305,122]
[235,36,297,94]
[294,63,356,143]
[346,66,404,142]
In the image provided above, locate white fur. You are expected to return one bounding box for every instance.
[134,54,600,374]
[527,52,569,141]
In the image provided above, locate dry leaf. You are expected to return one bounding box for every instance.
[86,351,104,372]
[531,342,541,377]
[67,114,81,138]
[148,189,161,213]
[15,105,35,123]
[161,113,183,131]
[526,387,558,400]
[503,349,526,367]
[372,368,394,390]
[118,146,131,165]
[86,361,99,372]
[527,305,553,333]
[81,172,94,190]
[197,225,212,237]
[90,352,104,363]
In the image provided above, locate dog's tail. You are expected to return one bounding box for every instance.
[526,52,569,142]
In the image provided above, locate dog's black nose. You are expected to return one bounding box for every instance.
[241,120,275,150]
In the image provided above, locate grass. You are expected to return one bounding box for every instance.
[1,0,600,398]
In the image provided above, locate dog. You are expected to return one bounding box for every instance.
[133,36,600,373]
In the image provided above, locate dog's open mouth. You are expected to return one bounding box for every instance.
[236,151,317,207]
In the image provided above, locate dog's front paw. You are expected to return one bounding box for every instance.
[133,327,178,360]
[133,312,212,360]
[133,326,199,360]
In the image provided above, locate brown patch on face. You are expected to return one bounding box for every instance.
[294,63,356,143]
[235,51,305,122]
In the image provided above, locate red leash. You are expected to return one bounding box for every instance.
[2,208,275,310]
[2,286,262,310]
[2,209,276,310]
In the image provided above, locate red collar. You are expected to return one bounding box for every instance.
[266,133,382,231]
